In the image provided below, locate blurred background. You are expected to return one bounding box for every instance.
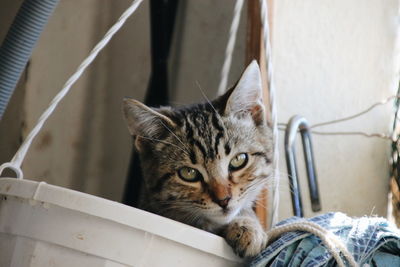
[0,0,399,222]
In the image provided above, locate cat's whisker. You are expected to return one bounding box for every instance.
[270,168,290,176]
[195,81,219,115]
[158,119,191,153]
[261,180,298,196]
[237,180,267,202]
[171,206,204,225]
[254,200,268,210]
[231,101,264,115]
[136,135,188,154]
[195,80,230,142]
[269,170,306,196]
[156,200,207,211]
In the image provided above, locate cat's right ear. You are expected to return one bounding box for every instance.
[122,98,176,145]
[216,60,266,126]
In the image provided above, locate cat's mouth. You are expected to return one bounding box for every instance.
[204,205,240,225]
[222,207,230,215]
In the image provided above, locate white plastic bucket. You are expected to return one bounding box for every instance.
[0,178,242,267]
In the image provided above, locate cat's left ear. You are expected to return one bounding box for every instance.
[224,60,265,126]
[122,98,176,139]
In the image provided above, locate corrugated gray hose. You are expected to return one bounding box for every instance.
[0,0,59,119]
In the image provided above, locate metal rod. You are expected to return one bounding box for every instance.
[285,115,321,217]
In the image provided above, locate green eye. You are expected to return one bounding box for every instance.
[229,153,248,171]
[178,167,202,182]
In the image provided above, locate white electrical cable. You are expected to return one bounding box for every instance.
[277,94,400,141]
[0,0,144,179]
[217,0,245,96]
[259,0,280,227]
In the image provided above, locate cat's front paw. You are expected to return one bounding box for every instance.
[224,217,268,258]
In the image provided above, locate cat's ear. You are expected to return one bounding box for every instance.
[224,60,265,126]
[122,98,176,140]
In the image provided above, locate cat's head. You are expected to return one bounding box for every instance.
[123,61,273,228]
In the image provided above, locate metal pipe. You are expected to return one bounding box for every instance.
[0,0,60,119]
[285,115,321,217]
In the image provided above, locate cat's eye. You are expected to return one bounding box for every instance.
[229,153,248,171]
[178,167,202,182]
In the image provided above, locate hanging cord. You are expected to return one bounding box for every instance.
[0,0,144,179]
[311,94,399,129]
[278,94,400,141]
[217,0,245,96]
[267,220,358,267]
[259,0,280,227]
[217,0,279,227]
[311,130,391,140]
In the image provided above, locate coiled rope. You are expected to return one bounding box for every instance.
[267,220,358,267]
[0,0,144,178]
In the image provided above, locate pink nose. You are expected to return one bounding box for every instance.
[216,196,231,208]
[209,181,232,209]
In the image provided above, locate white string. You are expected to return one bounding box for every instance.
[267,220,358,267]
[312,130,392,140]
[0,0,144,179]
[311,94,399,129]
[217,0,245,96]
[278,94,400,141]
[217,0,280,228]
[259,0,280,227]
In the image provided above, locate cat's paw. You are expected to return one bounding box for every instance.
[224,217,268,258]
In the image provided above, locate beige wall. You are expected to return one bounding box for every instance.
[0,0,398,222]
[273,0,399,219]
[22,0,153,201]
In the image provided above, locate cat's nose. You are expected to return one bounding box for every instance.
[216,196,231,208]
[210,180,232,208]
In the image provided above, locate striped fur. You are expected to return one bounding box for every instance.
[123,61,273,257]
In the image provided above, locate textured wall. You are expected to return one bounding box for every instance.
[20,0,152,200]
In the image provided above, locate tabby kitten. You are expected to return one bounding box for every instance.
[123,61,272,257]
